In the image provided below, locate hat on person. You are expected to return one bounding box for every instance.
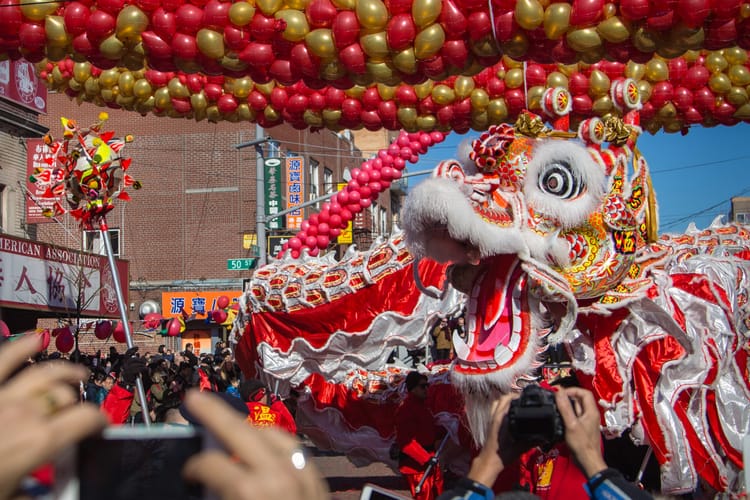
[405,371,426,391]
[239,379,267,402]
[178,392,249,426]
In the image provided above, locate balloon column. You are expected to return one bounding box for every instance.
[29,112,142,229]
[281,128,445,258]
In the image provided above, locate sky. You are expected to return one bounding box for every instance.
[404,122,750,235]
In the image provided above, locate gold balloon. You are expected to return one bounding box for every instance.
[232,78,251,99]
[591,95,612,114]
[99,68,119,88]
[321,59,347,80]
[709,73,731,94]
[637,80,651,102]
[257,0,283,15]
[356,0,388,31]
[221,55,248,71]
[515,0,544,30]
[191,92,207,112]
[734,103,750,119]
[543,3,570,40]
[197,29,225,59]
[256,82,276,95]
[276,10,309,42]
[133,78,152,99]
[45,16,69,48]
[625,61,645,80]
[345,85,366,98]
[501,33,529,59]
[68,79,82,92]
[725,47,748,65]
[412,0,442,29]
[566,28,602,52]
[472,37,500,57]
[416,114,436,131]
[663,118,683,133]
[683,50,700,63]
[135,96,155,114]
[742,3,750,18]
[705,52,728,74]
[116,6,149,42]
[603,2,616,18]
[487,98,508,122]
[502,56,523,69]
[454,76,474,99]
[470,110,488,130]
[657,102,677,119]
[393,48,417,74]
[154,87,171,109]
[118,72,135,95]
[305,29,335,58]
[366,61,395,82]
[398,107,418,129]
[73,62,91,83]
[414,24,444,59]
[168,78,189,98]
[208,105,223,122]
[588,69,610,97]
[645,58,668,82]
[115,94,135,107]
[322,109,342,124]
[303,109,323,127]
[414,81,433,98]
[332,0,356,9]
[20,0,59,21]
[285,0,311,10]
[176,58,202,73]
[377,83,395,100]
[597,16,629,43]
[100,36,125,60]
[632,27,658,53]
[229,2,256,26]
[504,68,524,89]
[100,89,115,102]
[729,64,750,86]
[527,85,544,110]
[470,88,489,110]
[727,86,749,106]
[51,66,64,84]
[580,46,605,64]
[360,32,389,60]
[431,84,455,104]
[546,71,568,88]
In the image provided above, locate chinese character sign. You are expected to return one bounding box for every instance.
[0,59,47,113]
[25,138,57,224]
[264,158,284,229]
[285,157,305,230]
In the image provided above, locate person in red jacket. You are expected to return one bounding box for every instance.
[395,371,446,500]
[239,379,297,434]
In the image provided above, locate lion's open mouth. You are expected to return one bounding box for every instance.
[453,255,536,377]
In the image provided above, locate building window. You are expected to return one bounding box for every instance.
[737,213,748,223]
[324,168,333,194]
[309,158,320,201]
[268,141,280,157]
[380,206,387,235]
[0,184,5,232]
[83,229,121,257]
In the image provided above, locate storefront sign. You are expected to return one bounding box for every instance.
[162,291,242,319]
[285,156,305,230]
[25,138,56,224]
[0,235,128,318]
[264,157,284,229]
[0,59,47,113]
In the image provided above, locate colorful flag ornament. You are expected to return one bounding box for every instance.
[30,112,141,229]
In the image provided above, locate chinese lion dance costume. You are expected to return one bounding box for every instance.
[236,100,750,496]
[399,110,750,494]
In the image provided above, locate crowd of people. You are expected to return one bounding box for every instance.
[0,331,664,500]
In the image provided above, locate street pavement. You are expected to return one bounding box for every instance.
[303,442,411,500]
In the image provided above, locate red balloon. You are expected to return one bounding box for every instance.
[340,43,366,74]
[166,318,182,337]
[248,90,268,110]
[705,18,737,50]
[672,86,693,111]
[217,94,239,114]
[0,320,9,338]
[384,0,411,15]
[175,4,204,35]
[683,106,703,124]
[649,81,674,108]
[141,31,173,59]
[439,0,467,38]
[316,235,330,248]
[152,8,177,40]
[136,0,161,11]
[525,64,546,87]
[86,9,116,43]
[95,320,113,340]
[692,87,716,113]
[269,59,298,86]
[291,43,320,77]
[441,40,468,69]
[39,330,51,351]
[212,309,228,323]
[63,2,90,37]
[250,13,278,42]
[714,101,737,122]
[325,87,345,108]
[572,94,593,114]
[386,14,416,51]
[568,72,589,95]
[202,0,229,30]
[239,42,274,68]
[677,0,711,28]
[307,0,338,28]
[270,87,288,109]
[18,22,46,51]
[667,57,687,85]
[98,0,125,15]
[224,25,250,51]
[172,33,197,59]
[467,11,491,42]
[620,0,650,20]
[143,313,163,329]
[684,65,709,90]
[569,0,603,26]
[56,331,75,353]
[113,321,127,343]
[341,98,362,120]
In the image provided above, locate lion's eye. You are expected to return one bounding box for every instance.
[538,161,582,199]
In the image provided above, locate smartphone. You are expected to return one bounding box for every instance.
[56,424,207,500]
[359,483,411,500]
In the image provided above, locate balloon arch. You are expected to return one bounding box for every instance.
[2,0,750,134]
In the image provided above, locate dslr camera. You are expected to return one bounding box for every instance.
[508,384,564,446]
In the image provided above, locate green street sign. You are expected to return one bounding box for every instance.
[227,258,256,271]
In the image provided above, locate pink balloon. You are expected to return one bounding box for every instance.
[348,190,361,203]
[329,214,342,227]
[143,313,163,329]
[291,250,301,259]
[166,318,182,337]
[289,237,303,250]
[330,228,341,237]
[340,209,353,223]
[39,330,50,351]
[217,295,230,309]
[318,222,330,234]
[0,320,9,338]
[307,224,319,236]
[95,320,113,340]
[305,236,318,247]
[56,331,75,353]
[360,198,372,208]
[316,234,330,247]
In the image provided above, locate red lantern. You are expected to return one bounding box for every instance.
[113,321,127,343]
[56,330,75,353]
[95,320,113,340]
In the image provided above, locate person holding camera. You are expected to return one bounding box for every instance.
[438,385,652,500]
[395,371,446,500]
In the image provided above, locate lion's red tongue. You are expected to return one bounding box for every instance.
[459,255,530,366]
